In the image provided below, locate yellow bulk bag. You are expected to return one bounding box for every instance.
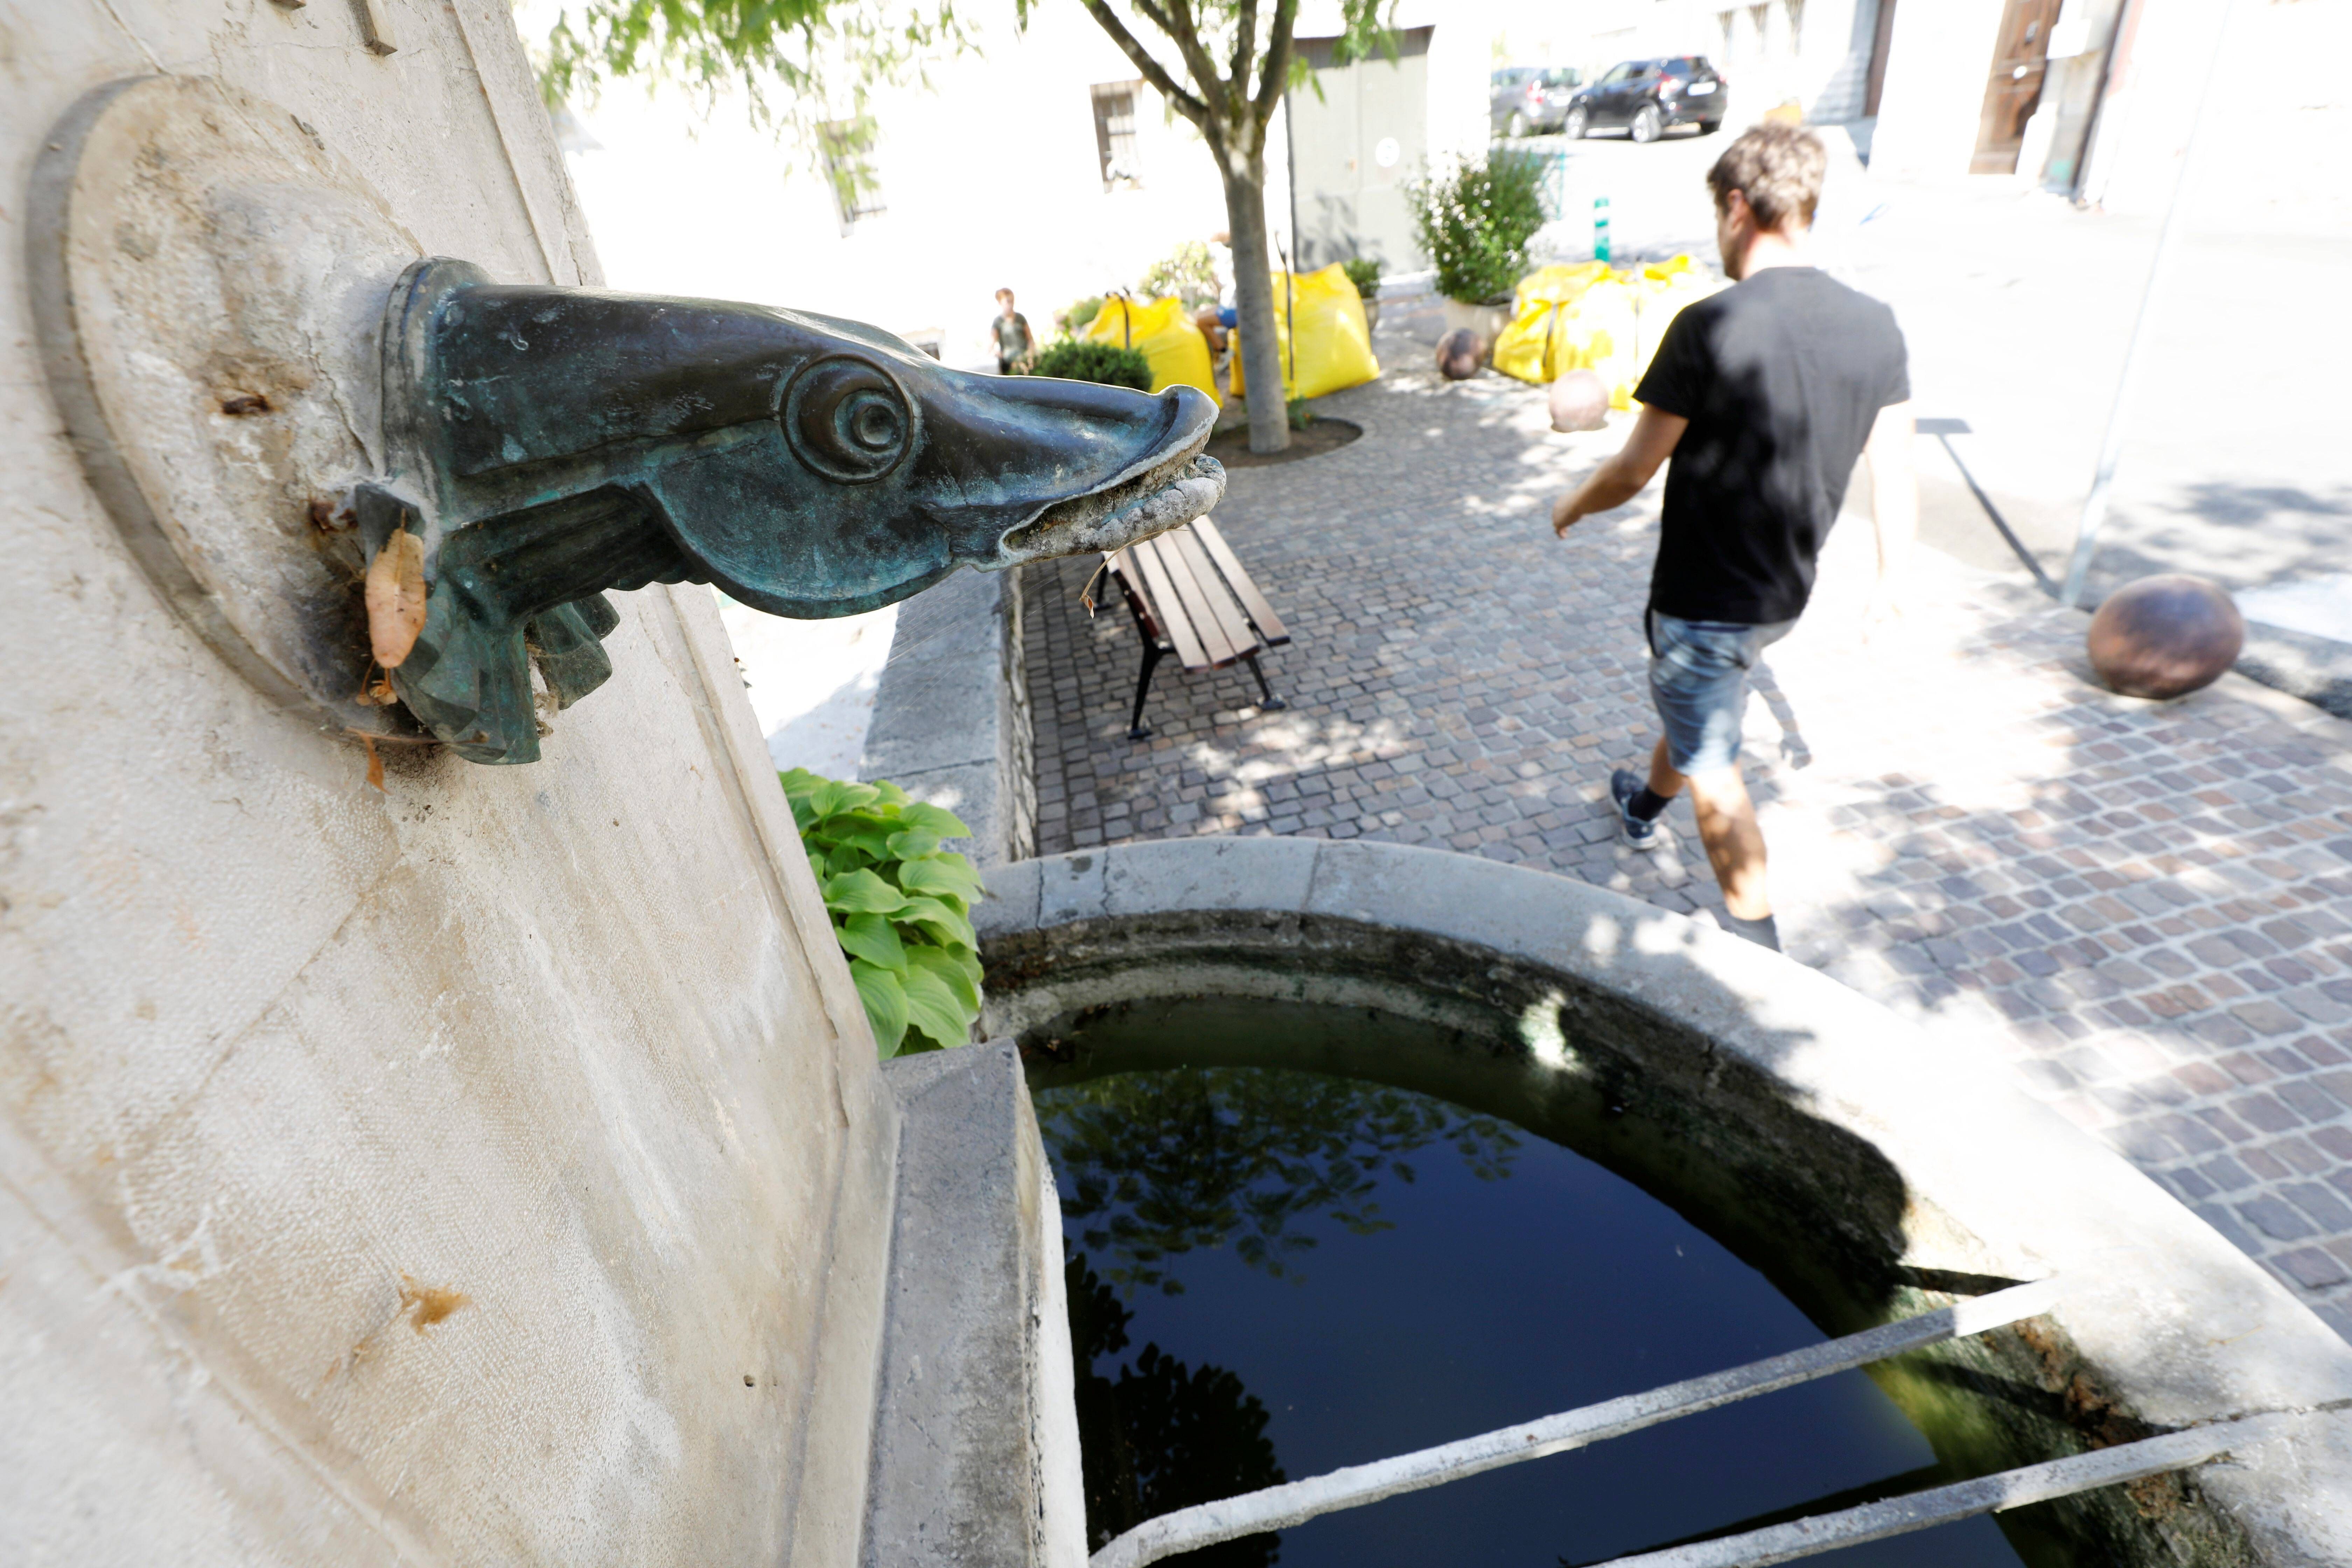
[1494,253,1724,402]
[1493,262,1611,385]
[1228,263,1379,402]
[1492,298,1568,385]
[1513,260,1611,315]
[1631,259,1723,394]
[1081,294,1220,404]
[1555,276,1643,408]
[1635,254,1702,288]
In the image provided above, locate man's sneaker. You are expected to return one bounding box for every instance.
[1610,768,1661,850]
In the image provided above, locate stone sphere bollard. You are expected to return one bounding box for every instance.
[1549,369,1611,431]
[2086,574,2246,700]
[1436,329,1486,380]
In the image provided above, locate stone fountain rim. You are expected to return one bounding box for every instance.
[976,835,2352,1564]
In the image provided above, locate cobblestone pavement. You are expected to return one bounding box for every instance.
[1024,349,2352,1337]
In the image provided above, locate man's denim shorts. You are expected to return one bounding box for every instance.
[1646,610,1793,774]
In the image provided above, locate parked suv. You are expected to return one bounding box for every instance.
[1563,57,1727,144]
[1489,66,1584,139]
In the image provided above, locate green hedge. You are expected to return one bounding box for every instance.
[1026,339,1154,391]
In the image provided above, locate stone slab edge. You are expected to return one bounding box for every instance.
[979,837,2352,1563]
[864,1041,1083,1568]
[860,568,1035,869]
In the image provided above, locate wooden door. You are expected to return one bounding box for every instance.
[1972,0,2062,173]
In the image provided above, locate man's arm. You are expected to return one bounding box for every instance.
[1551,405,1688,537]
[1862,399,1916,621]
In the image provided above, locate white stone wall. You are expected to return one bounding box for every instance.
[1864,0,2009,180]
[544,1,1281,369]
[0,4,895,1565]
[2082,0,2348,226]
[545,0,1497,362]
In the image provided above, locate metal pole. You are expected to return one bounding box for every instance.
[1583,1411,2301,1568]
[1089,1279,2062,1568]
[2057,0,2242,608]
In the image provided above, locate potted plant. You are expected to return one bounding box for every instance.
[1139,241,1223,312]
[1406,150,1547,347]
[1342,255,1384,333]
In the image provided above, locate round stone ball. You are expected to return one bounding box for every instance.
[1437,328,1486,380]
[2086,574,2246,700]
[1549,369,1611,431]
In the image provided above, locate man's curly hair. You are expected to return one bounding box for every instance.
[1706,121,1828,231]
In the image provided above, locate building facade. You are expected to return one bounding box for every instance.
[548,0,1491,365]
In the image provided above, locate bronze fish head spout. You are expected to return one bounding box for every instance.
[382,261,1224,613]
[362,259,1227,762]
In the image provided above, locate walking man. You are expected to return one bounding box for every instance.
[992,287,1036,375]
[1550,122,1917,952]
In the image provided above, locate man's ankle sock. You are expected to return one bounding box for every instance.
[1628,786,1671,822]
[1724,913,1781,952]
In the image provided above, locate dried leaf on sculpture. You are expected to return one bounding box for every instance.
[365,526,427,668]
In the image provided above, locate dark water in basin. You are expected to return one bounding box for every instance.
[1037,1066,2026,1568]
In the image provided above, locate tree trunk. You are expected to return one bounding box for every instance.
[1221,161,1291,456]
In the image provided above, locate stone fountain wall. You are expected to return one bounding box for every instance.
[0,5,903,1563]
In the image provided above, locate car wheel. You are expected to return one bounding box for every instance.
[1506,110,1530,139]
[1563,106,1588,141]
[1697,118,1723,135]
[1630,105,1662,144]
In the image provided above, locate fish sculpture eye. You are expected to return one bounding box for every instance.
[782,355,917,484]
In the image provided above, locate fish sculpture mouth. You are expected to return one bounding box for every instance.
[998,444,1227,565]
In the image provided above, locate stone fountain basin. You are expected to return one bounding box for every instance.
[977,837,2352,1566]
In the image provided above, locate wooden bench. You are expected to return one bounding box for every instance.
[1103,518,1290,740]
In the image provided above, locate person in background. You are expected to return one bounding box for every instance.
[1206,231,1238,351]
[992,288,1036,374]
[1548,122,1917,953]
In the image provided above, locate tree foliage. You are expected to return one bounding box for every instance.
[534,0,973,185]
[1065,1246,1285,1566]
[1025,0,1395,148]
[1031,0,1395,454]
[1138,240,1220,310]
[1036,1066,1520,1297]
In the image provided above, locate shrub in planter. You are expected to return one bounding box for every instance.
[1342,255,1385,334]
[781,769,987,1058]
[1139,241,1221,310]
[1026,339,1155,391]
[1405,151,1547,308]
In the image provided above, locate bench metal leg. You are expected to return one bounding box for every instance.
[1128,643,1165,740]
[1244,651,1287,712]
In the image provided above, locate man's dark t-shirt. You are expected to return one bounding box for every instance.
[1632,267,1909,626]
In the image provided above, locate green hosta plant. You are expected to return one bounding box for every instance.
[781,768,987,1058]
